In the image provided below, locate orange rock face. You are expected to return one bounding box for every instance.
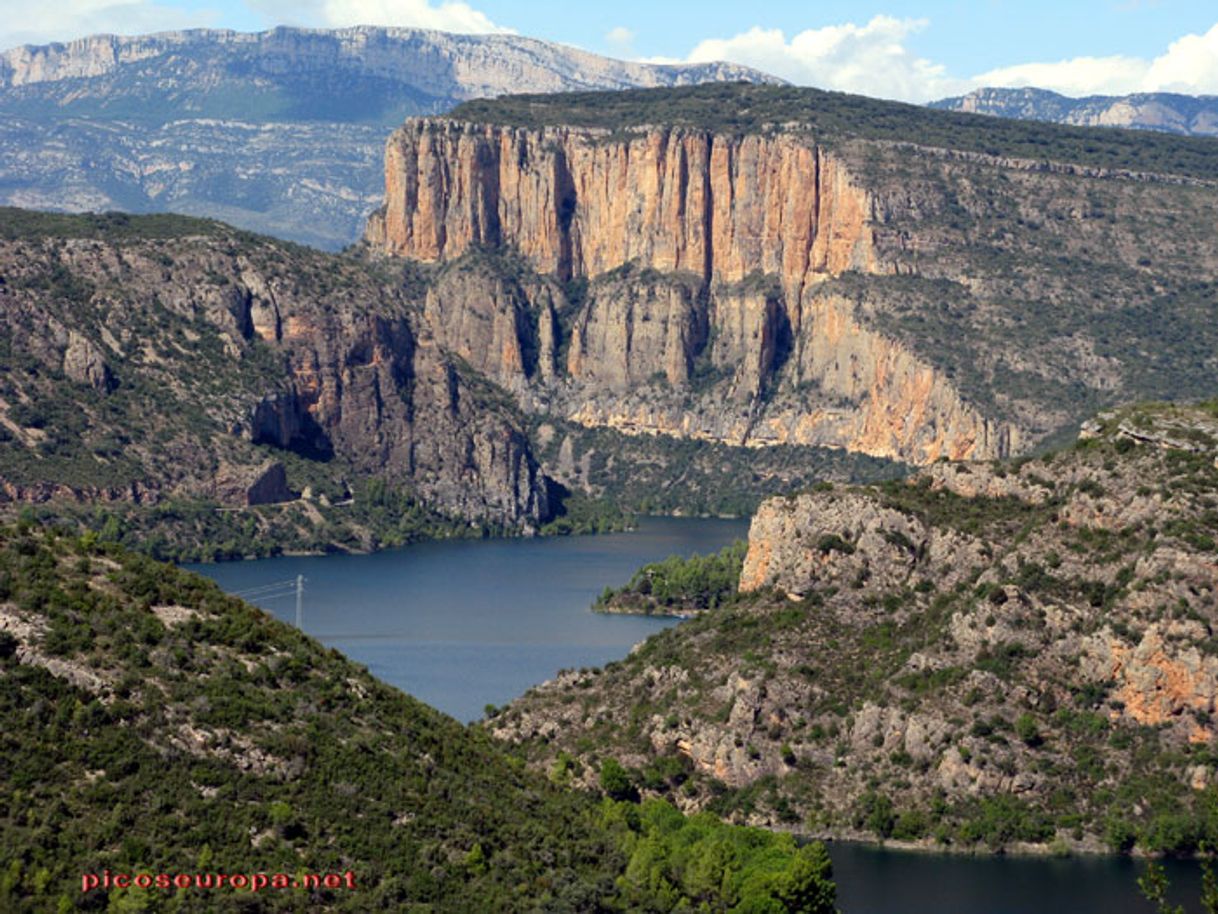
[367,120,875,294]
[1107,627,1218,742]
[365,118,1012,463]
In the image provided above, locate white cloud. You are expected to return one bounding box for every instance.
[318,0,507,32]
[0,0,216,50]
[972,56,1148,98]
[1136,21,1218,93]
[972,23,1218,97]
[245,0,510,34]
[675,16,1218,102]
[683,16,967,103]
[606,26,634,48]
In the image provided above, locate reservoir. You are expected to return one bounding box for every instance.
[829,841,1203,913]
[191,516,1207,913]
[190,515,747,723]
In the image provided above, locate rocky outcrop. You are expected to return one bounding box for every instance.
[495,405,1218,847]
[0,479,154,505]
[0,605,116,699]
[367,118,1013,463]
[1084,622,1218,743]
[0,222,550,528]
[213,460,294,507]
[62,331,114,392]
[738,488,987,598]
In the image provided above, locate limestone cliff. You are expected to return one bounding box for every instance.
[0,212,549,529]
[365,118,1005,464]
[366,121,875,296]
[365,85,1218,464]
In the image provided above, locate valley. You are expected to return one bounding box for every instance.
[0,521,836,912]
[1,44,1217,913]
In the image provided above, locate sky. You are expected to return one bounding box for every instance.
[2,0,1218,103]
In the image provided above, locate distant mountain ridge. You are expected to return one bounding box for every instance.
[0,27,776,114]
[931,86,1218,137]
[0,27,781,248]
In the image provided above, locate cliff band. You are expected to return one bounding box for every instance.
[366,118,1011,463]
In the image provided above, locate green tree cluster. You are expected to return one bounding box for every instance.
[596,541,748,615]
[606,799,837,913]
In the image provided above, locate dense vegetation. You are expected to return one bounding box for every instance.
[0,524,836,911]
[540,489,634,536]
[0,207,239,243]
[20,479,511,564]
[595,541,748,616]
[531,418,906,519]
[602,798,835,913]
[451,83,1218,180]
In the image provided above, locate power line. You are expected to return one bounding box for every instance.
[231,579,299,597]
[230,576,306,629]
[245,588,297,601]
[295,574,304,630]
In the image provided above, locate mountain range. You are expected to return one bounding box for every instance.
[4,82,1218,560]
[6,27,1218,252]
[0,27,778,248]
[931,87,1218,137]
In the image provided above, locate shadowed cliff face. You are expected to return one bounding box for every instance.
[365,119,1007,464]
[0,222,550,527]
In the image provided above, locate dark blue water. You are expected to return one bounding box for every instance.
[189,516,747,723]
[190,517,1207,913]
[829,842,1204,914]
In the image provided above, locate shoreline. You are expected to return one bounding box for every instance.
[796,829,1202,862]
[182,511,749,566]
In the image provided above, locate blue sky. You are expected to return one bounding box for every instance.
[4,0,1218,102]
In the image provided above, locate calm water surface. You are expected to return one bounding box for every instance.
[829,842,1203,913]
[191,517,1206,913]
[189,516,747,723]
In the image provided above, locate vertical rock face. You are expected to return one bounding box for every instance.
[213,460,294,506]
[366,118,1009,464]
[263,299,550,525]
[779,294,1015,462]
[367,122,876,295]
[62,331,114,392]
[567,270,707,388]
[423,261,541,391]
